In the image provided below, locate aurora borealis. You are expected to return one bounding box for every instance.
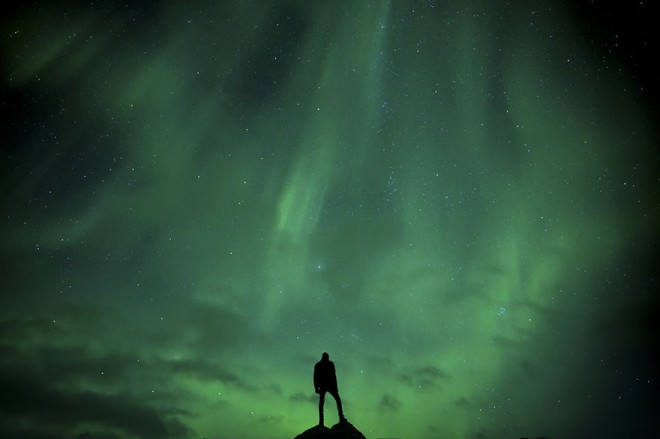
[1,1,658,438]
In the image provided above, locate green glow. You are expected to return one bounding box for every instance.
[1,2,657,439]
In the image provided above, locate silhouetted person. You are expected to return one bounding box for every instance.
[314,352,346,426]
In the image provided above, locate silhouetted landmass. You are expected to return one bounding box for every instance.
[295,420,367,439]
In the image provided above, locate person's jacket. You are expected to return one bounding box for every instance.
[314,358,338,392]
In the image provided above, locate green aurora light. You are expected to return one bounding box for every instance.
[1,2,658,438]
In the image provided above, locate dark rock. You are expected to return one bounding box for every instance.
[294,424,331,439]
[294,420,367,439]
[330,420,367,439]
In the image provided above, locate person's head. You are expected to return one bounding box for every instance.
[322,352,329,361]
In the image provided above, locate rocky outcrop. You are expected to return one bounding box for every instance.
[294,420,367,439]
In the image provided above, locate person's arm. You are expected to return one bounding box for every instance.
[313,364,320,393]
[330,362,338,390]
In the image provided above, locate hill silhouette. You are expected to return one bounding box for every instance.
[294,420,367,439]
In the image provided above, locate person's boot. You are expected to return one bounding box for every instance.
[338,406,346,423]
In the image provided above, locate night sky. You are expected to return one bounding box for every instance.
[1,2,658,439]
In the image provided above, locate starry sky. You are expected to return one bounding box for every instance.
[1,1,658,439]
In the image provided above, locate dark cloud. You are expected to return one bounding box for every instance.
[168,358,256,391]
[452,397,471,409]
[378,393,401,413]
[266,384,282,396]
[289,392,316,405]
[0,423,74,439]
[0,313,261,439]
[0,371,194,439]
[0,428,125,439]
[466,429,491,439]
[254,415,283,425]
[0,317,257,395]
[516,360,539,378]
[76,432,124,439]
[398,365,448,390]
[142,299,263,356]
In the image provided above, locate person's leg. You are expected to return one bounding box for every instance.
[318,391,326,426]
[330,390,345,421]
